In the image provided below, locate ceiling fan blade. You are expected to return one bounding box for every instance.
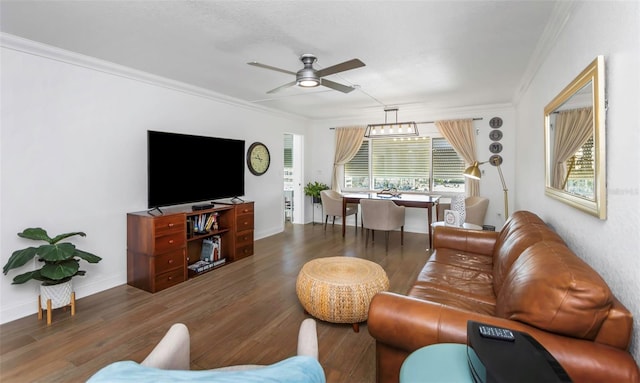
[320,78,356,93]
[267,81,297,94]
[316,58,365,77]
[248,62,296,76]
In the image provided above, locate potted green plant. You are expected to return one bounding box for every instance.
[2,228,102,312]
[304,181,330,203]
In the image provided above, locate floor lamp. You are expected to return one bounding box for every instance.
[464,157,509,219]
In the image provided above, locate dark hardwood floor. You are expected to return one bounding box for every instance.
[0,222,431,383]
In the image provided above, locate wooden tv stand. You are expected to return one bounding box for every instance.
[126,201,254,293]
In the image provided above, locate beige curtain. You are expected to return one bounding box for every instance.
[551,107,593,189]
[435,119,479,196]
[332,126,366,191]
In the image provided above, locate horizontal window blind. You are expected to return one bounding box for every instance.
[372,137,431,177]
[372,137,430,191]
[284,134,293,168]
[565,136,595,197]
[344,141,369,189]
[567,136,595,179]
[343,136,465,193]
[432,137,465,188]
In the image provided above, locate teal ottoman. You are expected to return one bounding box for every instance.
[400,343,474,383]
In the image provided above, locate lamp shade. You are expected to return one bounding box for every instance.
[464,162,482,179]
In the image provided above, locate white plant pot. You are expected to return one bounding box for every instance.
[40,280,73,310]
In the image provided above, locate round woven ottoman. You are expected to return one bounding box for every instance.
[296,257,389,332]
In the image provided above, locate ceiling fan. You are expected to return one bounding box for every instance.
[248,54,365,94]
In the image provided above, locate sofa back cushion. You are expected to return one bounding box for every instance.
[493,214,565,295]
[496,241,613,339]
[495,211,546,245]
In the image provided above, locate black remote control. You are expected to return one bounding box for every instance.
[478,325,516,341]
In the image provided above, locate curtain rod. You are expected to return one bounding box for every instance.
[329,117,483,129]
[415,117,483,124]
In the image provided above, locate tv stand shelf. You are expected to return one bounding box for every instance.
[126,201,254,293]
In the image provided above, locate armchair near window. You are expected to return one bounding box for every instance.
[360,199,406,251]
[464,196,489,226]
[436,196,489,227]
[320,190,358,231]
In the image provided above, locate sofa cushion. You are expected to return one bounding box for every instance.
[496,241,613,339]
[495,211,546,246]
[408,283,495,315]
[408,250,496,315]
[492,222,565,295]
[428,247,493,272]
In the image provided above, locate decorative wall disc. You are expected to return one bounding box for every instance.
[489,117,503,129]
[489,155,503,166]
[489,142,503,154]
[489,130,503,141]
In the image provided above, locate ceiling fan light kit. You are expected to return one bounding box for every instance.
[365,108,419,138]
[296,54,320,87]
[248,53,365,93]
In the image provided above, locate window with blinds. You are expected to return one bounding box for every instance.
[284,134,293,168]
[284,134,294,190]
[432,137,465,192]
[372,137,430,191]
[344,141,369,189]
[343,136,465,193]
[565,136,595,197]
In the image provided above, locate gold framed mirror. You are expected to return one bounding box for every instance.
[544,56,606,219]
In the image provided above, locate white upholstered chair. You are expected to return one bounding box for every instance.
[437,196,490,227]
[320,190,358,231]
[464,196,490,226]
[360,199,406,251]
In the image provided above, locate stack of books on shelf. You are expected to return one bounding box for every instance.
[189,212,219,235]
[188,235,225,275]
[188,260,215,274]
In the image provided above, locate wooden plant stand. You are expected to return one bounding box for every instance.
[38,292,75,325]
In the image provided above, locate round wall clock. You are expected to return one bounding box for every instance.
[489,130,503,141]
[489,117,503,129]
[247,142,270,176]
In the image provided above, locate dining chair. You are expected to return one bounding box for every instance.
[360,199,405,251]
[320,190,358,231]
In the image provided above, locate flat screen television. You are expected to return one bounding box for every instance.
[147,130,245,208]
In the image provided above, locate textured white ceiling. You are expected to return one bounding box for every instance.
[0,0,558,119]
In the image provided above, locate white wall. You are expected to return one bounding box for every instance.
[308,106,516,232]
[0,36,309,324]
[514,1,640,361]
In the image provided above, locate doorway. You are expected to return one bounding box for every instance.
[284,133,304,224]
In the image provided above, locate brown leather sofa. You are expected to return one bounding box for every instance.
[368,210,639,383]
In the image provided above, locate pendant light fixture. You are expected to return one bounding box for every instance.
[364,108,418,138]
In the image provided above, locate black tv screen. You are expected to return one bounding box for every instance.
[147,130,245,208]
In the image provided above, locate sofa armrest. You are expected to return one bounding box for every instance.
[368,292,639,383]
[432,226,498,256]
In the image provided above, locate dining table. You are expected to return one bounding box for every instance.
[341,192,441,249]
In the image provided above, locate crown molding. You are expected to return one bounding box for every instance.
[512,1,576,106]
[0,32,307,122]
